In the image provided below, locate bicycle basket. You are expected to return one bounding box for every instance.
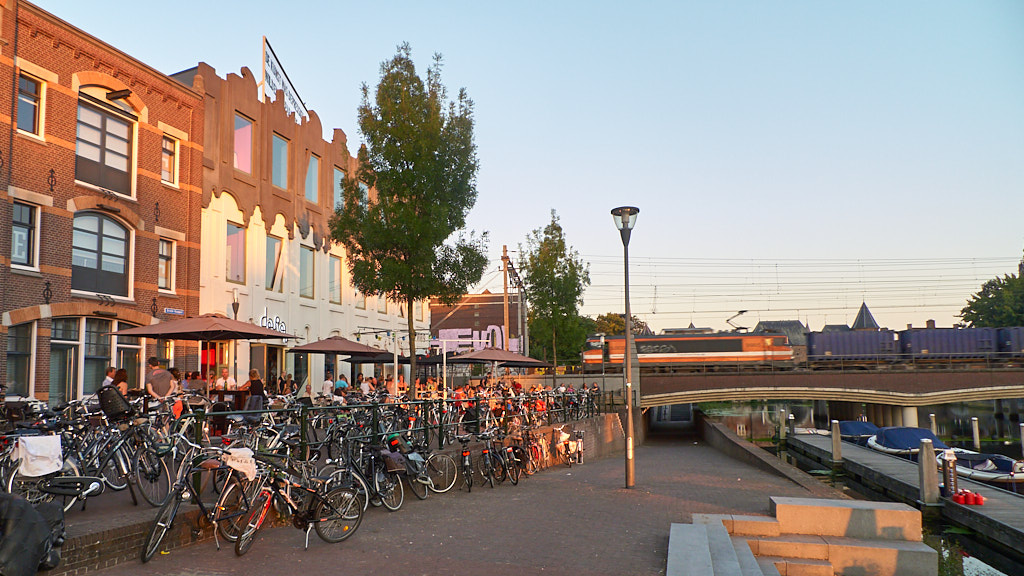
[382,450,406,473]
[96,385,133,421]
[557,430,570,443]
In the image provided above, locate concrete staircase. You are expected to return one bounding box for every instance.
[667,497,937,576]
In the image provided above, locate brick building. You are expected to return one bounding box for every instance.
[0,1,203,403]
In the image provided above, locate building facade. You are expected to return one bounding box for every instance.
[0,1,203,402]
[175,63,427,388]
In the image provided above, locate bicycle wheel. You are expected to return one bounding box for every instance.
[425,453,457,493]
[463,464,473,492]
[315,487,362,543]
[479,456,495,489]
[7,459,82,512]
[507,450,521,485]
[101,447,130,491]
[141,488,182,562]
[133,446,172,507]
[216,475,262,542]
[234,490,272,557]
[374,470,404,511]
[406,472,429,500]
[493,454,508,485]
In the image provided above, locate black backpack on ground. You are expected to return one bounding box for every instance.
[0,494,66,575]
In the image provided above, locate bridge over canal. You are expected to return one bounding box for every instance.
[638,368,1024,427]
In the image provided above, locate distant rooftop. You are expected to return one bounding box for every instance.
[851,302,880,330]
[752,320,808,346]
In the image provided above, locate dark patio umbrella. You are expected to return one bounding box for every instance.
[286,336,387,359]
[448,347,551,368]
[111,313,296,341]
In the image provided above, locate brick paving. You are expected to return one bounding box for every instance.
[87,435,822,576]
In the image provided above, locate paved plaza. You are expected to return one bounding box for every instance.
[91,436,820,576]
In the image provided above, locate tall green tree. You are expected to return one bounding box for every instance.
[594,312,651,336]
[960,268,1024,327]
[520,210,591,367]
[330,44,488,378]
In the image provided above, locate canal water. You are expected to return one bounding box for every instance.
[698,400,1023,576]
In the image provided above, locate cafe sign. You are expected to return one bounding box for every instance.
[258,308,288,334]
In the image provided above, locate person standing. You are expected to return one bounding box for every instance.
[112,369,129,396]
[397,374,407,395]
[101,366,115,388]
[144,357,174,403]
[322,372,336,398]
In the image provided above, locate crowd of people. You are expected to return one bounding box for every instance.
[99,359,604,413]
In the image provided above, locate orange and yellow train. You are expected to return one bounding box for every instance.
[582,333,793,373]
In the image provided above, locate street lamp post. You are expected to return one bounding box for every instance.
[232,288,240,383]
[611,205,639,489]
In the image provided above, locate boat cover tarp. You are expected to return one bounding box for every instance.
[874,427,948,451]
[955,451,1016,473]
[838,421,879,437]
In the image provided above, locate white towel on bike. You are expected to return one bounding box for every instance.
[15,435,63,477]
[222,447,256,481]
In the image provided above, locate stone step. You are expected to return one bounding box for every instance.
[756,557,783,576]
[769,497,922,541]
[706,523,743,576]
[824,536,936,576]
[744,534,830,561]
[756,556,833,576]
[747,534,936,576]
[694,513,782,538]
[668,523,712,576]
[731,536,766,576]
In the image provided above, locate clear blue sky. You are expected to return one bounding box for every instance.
[37,0,1024,332]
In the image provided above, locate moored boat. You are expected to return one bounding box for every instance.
[838,421,879,446]
[866,426,948,460]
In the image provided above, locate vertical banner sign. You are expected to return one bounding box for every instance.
[261,36,308,123]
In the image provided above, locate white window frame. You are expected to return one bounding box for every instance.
[377,294,387,315]
[157,238,176,293]
[74,86,139,200]
[69,212,135,301]
[14,59,55,141]
[272,133,289,190]
[160,135,179,186]
[11,200,41,272]
[233,113,254,175]
[6,321,36,398]
[226,221,246,285]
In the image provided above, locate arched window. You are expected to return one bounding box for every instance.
[72,212,129,297]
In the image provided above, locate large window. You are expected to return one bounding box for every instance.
[158,239,174,291]
[17,74,42,136]
[333,167,345,210]
[305,155,319,202]
[354,288,365,309]
[72,213,129,297]
[11,202,37,268]
[300,246,315,298]
[75,99,133,196]
[226,222,245,284]
[49,318,141,404]
[329,256,342,304]
[377,294,387,314]
[161,136,178,185]
[6,323,33,397]
[234,114,252,173]
[266,235,283,292]
[272,134,288,189]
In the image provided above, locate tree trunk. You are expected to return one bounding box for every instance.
[407,299,417,395]
[552,327,557,388]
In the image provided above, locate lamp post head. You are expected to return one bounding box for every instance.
[611,206,639,231]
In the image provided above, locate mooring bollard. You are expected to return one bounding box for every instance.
[1020,423,1024,459]
[918,439,939,504]
[778,409,787,446]
[830,419,842,466]
[929,413,937,435]
[972,417,981,452]
[941,448,958,497]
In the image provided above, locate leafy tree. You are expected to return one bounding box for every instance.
[330,44,488,378]
[594,312,652,336]
[960,270,1024,327]
[520,210,591,367]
